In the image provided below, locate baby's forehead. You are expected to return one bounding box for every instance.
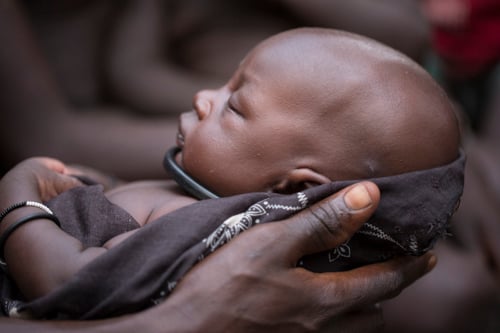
[243,35,387,104]
[239,29,436,121]
[255,32,376,65]
[240,29,460,172]
[248,34,392,93]
[252,29,416,79]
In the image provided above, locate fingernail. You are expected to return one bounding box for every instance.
[344,184,372,210]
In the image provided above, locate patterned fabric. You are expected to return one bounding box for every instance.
[0,152,465,319]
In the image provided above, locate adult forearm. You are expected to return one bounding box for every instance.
[107,0,222,115]
[0,1,177,180]
[2,107,177,180]
[108,65,222,115]
[39,110,178,180]
[0,182,433,332]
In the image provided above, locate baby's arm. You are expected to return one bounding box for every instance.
[3,215,109,300]
[0,158,120,300]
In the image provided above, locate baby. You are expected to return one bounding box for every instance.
[0,28,463,318]
[108,25,460,232]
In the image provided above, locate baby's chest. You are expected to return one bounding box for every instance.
[105,180,197,226]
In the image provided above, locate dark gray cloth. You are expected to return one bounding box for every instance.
[1,152,465,319]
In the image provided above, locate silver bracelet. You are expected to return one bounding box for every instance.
[0,201,54,225]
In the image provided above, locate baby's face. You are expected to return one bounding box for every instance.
[174,28,460,196]
[175,38,321,196]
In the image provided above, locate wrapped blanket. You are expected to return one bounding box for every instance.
[1,152,465,319]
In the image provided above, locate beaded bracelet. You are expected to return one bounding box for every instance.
[0,201,54,225]
[0,212,60,270]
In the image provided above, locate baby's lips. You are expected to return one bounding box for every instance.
[176,131,185,148]
[177,110,198,148]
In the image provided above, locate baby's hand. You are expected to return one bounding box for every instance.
[0,157,83,203]
[65,164,124,191]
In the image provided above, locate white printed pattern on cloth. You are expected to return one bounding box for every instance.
[203,192,309,253]
[158,192,410,304]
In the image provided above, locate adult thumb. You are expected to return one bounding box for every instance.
[282,181,380,260]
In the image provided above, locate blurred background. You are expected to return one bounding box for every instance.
[0,0,499,331]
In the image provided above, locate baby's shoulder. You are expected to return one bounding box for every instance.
[105,180,197,226]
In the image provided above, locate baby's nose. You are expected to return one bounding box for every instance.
[193,90,213,120]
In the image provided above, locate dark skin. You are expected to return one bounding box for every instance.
[381,81,500,333]
[177,28,459,196]
[0,157,436,332]
[380,143,500,333]
[2,2,495,331]
[381,36,500,330]
[3,2,499,330]
[2,28,460,301]
[0,0,177,180]
[108,0,429,115]
[1,0,429,179]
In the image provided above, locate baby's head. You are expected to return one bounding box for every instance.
[175,28,460,197]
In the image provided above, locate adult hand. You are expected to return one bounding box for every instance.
[0,181,434,333]
[138,181,435,333]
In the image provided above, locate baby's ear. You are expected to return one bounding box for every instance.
[272,168,331,194]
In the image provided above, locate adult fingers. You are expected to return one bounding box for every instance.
[312,253,436,314]
[279,181,380,261]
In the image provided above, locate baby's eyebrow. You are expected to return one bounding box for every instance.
[227,71,245,91]
[234,70,251,89]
